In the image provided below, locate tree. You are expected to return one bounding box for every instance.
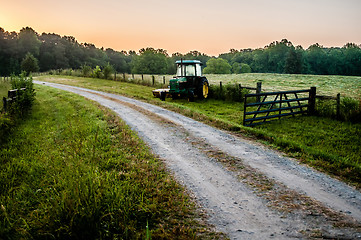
[240,63,252,73]
[203,58,232,74]
[102,62,114,79]
[18,27,41,58]
[232,62,241,73]
[284,47,303,74]
[21,52,39,75]
[131,48,168,74]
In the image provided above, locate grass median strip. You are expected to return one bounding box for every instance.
[0,85,223,239]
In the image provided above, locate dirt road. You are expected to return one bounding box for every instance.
[35,81,361,239]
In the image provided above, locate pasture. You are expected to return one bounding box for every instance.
[125,73,361,99]
[34,74,361,187]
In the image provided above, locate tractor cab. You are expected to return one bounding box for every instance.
[176,60,202,77]
[169,60,209,101]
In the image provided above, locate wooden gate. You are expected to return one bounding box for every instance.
[243,87,316,127]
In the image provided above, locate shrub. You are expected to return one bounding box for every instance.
[9,72,36,116]
[209,83,249,102]
[240,63,252,73]
[340,97,361,122]
[316,97,361,123]
[81,64,92,77]
[21,52,39,76]
[92,66,102,78]
[316,99,336,119]
[102,63,114,80]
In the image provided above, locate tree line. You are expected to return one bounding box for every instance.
[1,27,360,76]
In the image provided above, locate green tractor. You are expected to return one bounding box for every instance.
[153,60,209,101]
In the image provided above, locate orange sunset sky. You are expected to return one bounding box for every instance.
[1,0,360,56]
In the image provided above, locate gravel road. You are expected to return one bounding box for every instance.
[35,81,361,239]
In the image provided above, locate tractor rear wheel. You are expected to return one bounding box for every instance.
[198,78,209,99]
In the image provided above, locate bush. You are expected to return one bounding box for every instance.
[209,83,249,102]
[9,72,36,116]
[102,63,114,80]
[81,64,92,77]
[316,99,336,118]
[340,97,361,122]
[21,52,39,76]
[91,66,102,78]
[316,97,361,123]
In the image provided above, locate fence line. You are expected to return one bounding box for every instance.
[243,87,316,127]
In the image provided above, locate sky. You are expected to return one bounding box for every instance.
[1,0,360,56]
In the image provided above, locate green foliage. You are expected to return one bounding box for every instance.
[340,97,361,122]
[81,64,92,77]
[2,26,361,76]
[209,83,249,102]
[284,47,303,74]
[102,62,114,79]
[9,72,36,116]
[203,58,231,74]
[240,63,252,73]
[21,52,39,75]
[131,48,169,74]
[316,97,361,123]
[92,65,102,78]
[232,62,241,73]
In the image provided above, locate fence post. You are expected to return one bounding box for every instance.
[142,74,144,81]
[152,75,155,85]
[3,97,7,112]
[243,95,247,126]
[308,87,316,115]
[123,73,126,81]
[256,82,262,102]
[132,73,134,80]
[220,81,223,91]
[336,93,341,119]
[114,72,117,81]
[163,76,166,85]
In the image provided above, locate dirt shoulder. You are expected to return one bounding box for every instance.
[35,81,361,239]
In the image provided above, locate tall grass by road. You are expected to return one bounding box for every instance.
[34,75,361,187]
[0,80,11,109]
[0,85,221,239]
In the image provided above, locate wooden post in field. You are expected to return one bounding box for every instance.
[123,73,126,81]
[220,81,223,91]
[3,97,7,112]
[114,72,117,81]
[336,93,341,119]
[142,74,144,81]
[163,76,166,85]
[308,87,316,115]
[256,82,262,102]
[132,73,134,80]
[152,75,155,85]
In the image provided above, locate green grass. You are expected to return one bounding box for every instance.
[0,80,11,109]
[35,75,361,187]
[0,85,221,239]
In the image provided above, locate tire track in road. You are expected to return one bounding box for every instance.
[35,81,361,239]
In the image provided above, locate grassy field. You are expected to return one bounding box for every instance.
[0,85,222,239]
[34,75,361,187]
[118,73,361,99]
